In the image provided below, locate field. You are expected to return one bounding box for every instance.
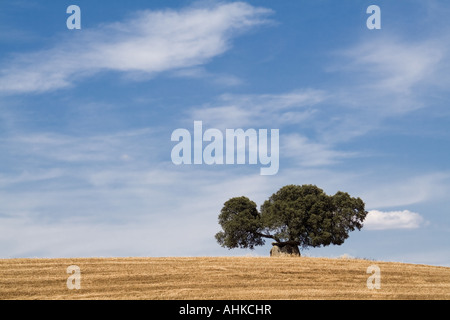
[0,256,449,300]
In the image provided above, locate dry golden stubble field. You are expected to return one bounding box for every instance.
[0,256,449,300]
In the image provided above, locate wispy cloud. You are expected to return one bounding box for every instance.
[0,2,272,94]
[189,89,326,128]
[339,38,443,95]
[281,133,356,167]
[361,173,450,208]
[170,67,244,87]
[1,129,157,164]
[315,34,450,144]
[330,36,449,116]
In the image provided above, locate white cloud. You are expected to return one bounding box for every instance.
[189,89,325,128]
[218,89,327,111]
[331,36,448,117]
[3,128,158,164]
[361,173,450,208]
[281,133,356,167]
[0,169,64,187]
[0,2,272,94]
[341,38,443,95]
[364,210,425,230]
[170,67,244,87]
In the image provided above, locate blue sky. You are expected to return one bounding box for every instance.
[0,1,449,266]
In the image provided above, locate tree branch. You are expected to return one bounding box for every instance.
[255,232,281,243]
[255,232,301,247]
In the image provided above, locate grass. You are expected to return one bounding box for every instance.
[0,256,449,300]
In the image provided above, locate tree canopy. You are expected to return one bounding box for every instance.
[215,185,367,252]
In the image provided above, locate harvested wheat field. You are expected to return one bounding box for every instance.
[0,256,449,300]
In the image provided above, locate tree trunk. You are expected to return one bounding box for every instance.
[270,242,301,257]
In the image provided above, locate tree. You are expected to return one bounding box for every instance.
[215,185,368,255]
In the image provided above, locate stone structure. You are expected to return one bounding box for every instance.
[270,242,301,257]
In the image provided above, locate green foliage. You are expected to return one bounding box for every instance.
[215,185,368,251]
[215,196,264,249]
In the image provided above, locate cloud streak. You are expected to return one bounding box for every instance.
[330,35,449,118]
[189,89,325,128]
[281,133,356,167]
[361,173,450,208]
